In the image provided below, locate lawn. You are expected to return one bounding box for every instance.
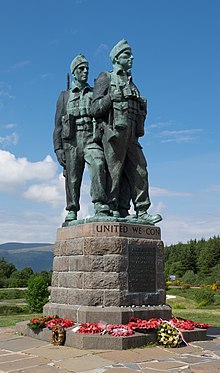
[166,287,220,326]
[0,313,39,327]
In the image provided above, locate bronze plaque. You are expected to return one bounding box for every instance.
[128,246,156,292]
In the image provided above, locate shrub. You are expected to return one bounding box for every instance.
[0,289,25,300]
[181,284,191,290]
[0,304,30,315]
[181,270,196,285]
[172,303,186,309]
[211,283,218,291]
[194,288,215,306]
[25,275,49,313]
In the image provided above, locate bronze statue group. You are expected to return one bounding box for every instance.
[53,39,162,226]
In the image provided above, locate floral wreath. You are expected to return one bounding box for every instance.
[157,321,183,348]
[28,315,210,347]
[50,324,66,346]
[105,324,134,337]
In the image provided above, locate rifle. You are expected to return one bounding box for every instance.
[66,73,70,90]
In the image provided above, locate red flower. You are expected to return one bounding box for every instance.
[76,322,104,334]
[194,322,210,329]
[170,317,195,330]
[168,317,210,331]
[106,324,134,337]
[128,318,162,330]
[46,318,74,330]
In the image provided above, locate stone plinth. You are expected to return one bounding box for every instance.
[44,222,171,325]
[15,321,209,350]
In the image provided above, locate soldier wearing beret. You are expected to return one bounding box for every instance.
[53,54,110,225]
[91,40,162,224]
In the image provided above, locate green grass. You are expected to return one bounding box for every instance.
[171,309,220,326]
[167,288,220,326]
[0,313,39,327]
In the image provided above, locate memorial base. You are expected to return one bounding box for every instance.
[43,304,172,325]
[42,222,173,348]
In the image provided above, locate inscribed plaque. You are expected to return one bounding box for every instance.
[128,246,156,292]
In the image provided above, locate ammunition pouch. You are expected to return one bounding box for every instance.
[136,97,147,137]
[61,114,75,139]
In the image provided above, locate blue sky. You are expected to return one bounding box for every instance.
[0,0,219,245]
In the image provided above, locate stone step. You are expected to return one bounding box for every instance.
[15,321,208,350]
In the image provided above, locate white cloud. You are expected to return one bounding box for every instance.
[160,212,220,245]
[158,129,202,143]
[4,123,17,129]
[8,60,30,70]
[23,172,94,214]
[149,120,174,129]
[40,73,50,79]
[0,132,18,146]
[0,210,58,244]
[0,150,57,191]
[94,43,109,57]
[23,173,65,207]
[206,184,220,193]
[150,186,192,197]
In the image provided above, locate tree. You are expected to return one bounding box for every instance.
[25,275,49,312]
[168,261,185,278]
[8,267,34,287]
[181,270,196,285]
[37,270,52,286]
[0,258,16,287]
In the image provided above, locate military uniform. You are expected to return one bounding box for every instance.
[91,40,161,224]
[92,67,150,213]
[53,54,109,222]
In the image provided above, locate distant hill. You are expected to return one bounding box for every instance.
[0,242,54,272]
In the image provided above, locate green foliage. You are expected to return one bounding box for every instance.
[37,270,52,286]
[168,261,185,277]
[0,256,52,288]
[165,236,220,284]
[0,288,26,300]
[181,284,191,290]
[0,304,30,315]
[167,287,200,301]
[181,270,196,285]
[8,267,34,287]
[172,303,186,309]
[25,275,49,313]
[0,257,16,287]
[194,288,215,306]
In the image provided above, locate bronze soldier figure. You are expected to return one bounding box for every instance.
[91,40,162,224]
[53,54,110,225]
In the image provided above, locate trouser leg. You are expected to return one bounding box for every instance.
[84,145,109,206]
[124,142,151,212]
[102,131,129,210]
[118,172,132,216]
[64,142,84,212]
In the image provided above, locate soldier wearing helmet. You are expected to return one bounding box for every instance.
[53,54,110,225]
[91,40,162,224]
